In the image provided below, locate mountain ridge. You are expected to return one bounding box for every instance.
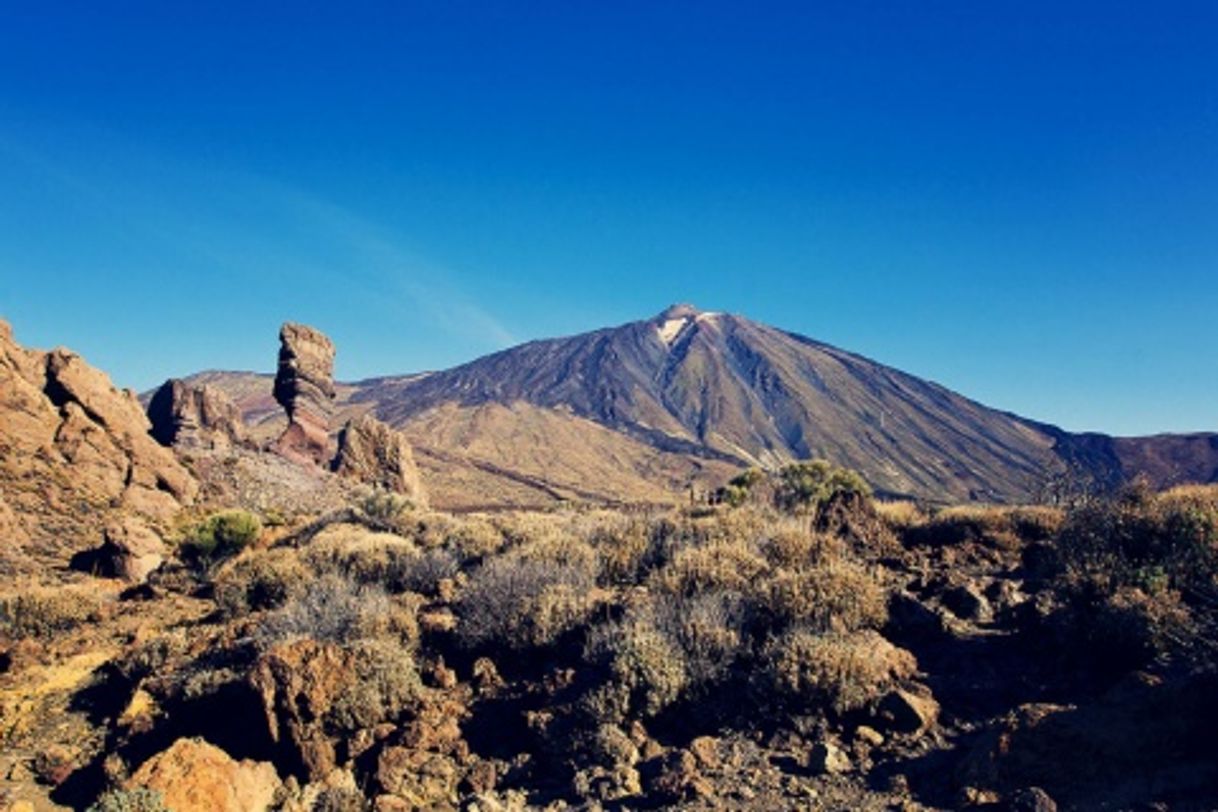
[179,305,1218,507]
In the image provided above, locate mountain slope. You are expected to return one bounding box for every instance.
[353,305,1058,502]
[190,305,1218,507]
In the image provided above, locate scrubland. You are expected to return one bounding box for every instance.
[2,468,1217,811]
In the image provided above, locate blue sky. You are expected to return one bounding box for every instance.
[1,2,1216,435]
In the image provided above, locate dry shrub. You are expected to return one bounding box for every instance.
[585,512,655,585]
[328,637,423,732]
[254,574,397,649]
[1008,506,1064,541]
[441,514,505,559]
[457,537,601,651]
[0,583,104,639]
[303,523,460,596]
[650,591,747,689]
[304,523,418,583]
[651,540,769,597]
[1057,486,1218,595]
[86,788,169,812]
[875,500,927,532]
[311,787,369,812]
[764,559,888,633]
[759,525,842,569]
[584,618,688,721]
[764,628,916,714]
[212,547,312,618]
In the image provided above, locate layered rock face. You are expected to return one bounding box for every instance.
[147,378,246,450]
[0,320,196,568]
[273,322,336,465]
[333,413,426,504]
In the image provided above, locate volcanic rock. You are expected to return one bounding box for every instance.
[332,413,426,503]
[101,517,166,583]
[272,322,336,465]
[876,687,940,735]
[127,737,281,812]
[0,320,196,567]
[147,378,246,450]
[808,741,852,775]
[249,638,351,780]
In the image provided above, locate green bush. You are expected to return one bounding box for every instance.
[774,460,872,515]
[714,461,873,517]
[355,487,416,528]
[179,510,262,564]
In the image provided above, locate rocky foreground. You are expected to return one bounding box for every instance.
[1,472,1217,811]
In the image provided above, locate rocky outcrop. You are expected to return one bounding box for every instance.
[0,320,196,566]
[272,322,336,465]
[127,737,282,812]
[147,378,246,450]
[250,638,351,780]
[100,517,166,583]
[333,413,426,504]
[266,323,427,501]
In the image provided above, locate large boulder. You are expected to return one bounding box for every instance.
[332,413,426,504]
[127,737,281,812]
[147,378,246,450]
[272,322,335,466]
[0,320,196,567]
[100,517,167,583]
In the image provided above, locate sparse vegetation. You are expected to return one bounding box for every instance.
[0,583,104,639]
[85,788,169,812]
[212,547,311,617]
[178,509,262,564]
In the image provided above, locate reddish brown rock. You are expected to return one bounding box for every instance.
[127,737,281,812]
[101,517,166,583]
[0,320,196,567]
[272,322,335,466]
[249,639,350,780]
[147,378,246,450]
[332,413,426,504]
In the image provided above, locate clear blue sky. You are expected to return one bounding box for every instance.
[1,2,1215,435]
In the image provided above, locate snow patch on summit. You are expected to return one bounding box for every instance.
[657,318,690,346]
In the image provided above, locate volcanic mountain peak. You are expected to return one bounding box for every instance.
[181,307,1218,509]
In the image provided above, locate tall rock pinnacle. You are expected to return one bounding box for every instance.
[272,322,336,465]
